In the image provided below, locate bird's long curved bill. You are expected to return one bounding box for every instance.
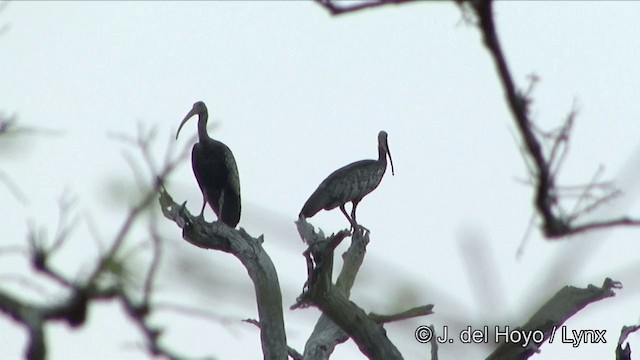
[387,144,395,176]
[175,107,198,140]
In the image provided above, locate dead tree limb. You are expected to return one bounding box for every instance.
[294,219,434,360]
[159,189,288,360]
[488,278,622,359]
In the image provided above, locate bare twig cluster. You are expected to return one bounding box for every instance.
[0,125,193,360]
[466,0,640,238]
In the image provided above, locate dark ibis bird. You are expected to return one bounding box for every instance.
[299,131,394,229]
[175,101,241,228]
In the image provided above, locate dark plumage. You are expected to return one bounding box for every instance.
[299,131,394,228]
[176,101,241,228]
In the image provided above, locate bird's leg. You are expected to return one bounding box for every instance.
[350,201,369,233]
[216,190,225,224]
[339,204,358,231]
[351,201,359,225]
[197,195,206,221]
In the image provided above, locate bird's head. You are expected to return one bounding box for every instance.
[378,131,394,176]
[176,101,208,140]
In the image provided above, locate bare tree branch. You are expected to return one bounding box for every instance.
[294,217,434,360]
[487,278,621,359]
[616,325,640,360]
[295,219,435,360]
[0,113,62,137]
[469,0,640,238]
[244,318,303,360]
[293,222,403,359]
[369,305,434,323]
[315,0,417,16]
[159,189,288,360]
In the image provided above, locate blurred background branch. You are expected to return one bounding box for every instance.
[0,124,200,360]
[468,0,640,238]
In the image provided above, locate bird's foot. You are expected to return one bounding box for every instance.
[350,223,369,236]
[350,225,370,246]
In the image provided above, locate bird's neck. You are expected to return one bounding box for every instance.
[197,112,210,142]
[378,145,387,165]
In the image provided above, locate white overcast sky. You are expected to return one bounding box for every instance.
[1,1,640,359]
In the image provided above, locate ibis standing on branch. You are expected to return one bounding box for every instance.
[175,101,241,228]
[299,131,394,229]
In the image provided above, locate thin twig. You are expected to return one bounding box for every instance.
[0,170,28,204]
[49,192,79,254]
[315,0,416,15]
[143,217,162,304]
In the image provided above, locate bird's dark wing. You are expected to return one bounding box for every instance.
[300,159,381,217]
[192,143,232,221]
[220,144,241,227]
[220,186,241,227]
[300,185,331,218]
[222,143,241,200]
